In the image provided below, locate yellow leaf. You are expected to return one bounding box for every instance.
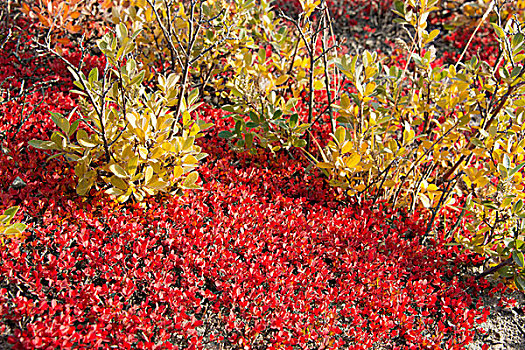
[341,141,352,154]
[144,165,154,184]
[182,171,199,188]
[118,188,133,203]
[182,111,191,126]
[334,126,346,145]
[148,179,169,190]
[182,155,198,165]
[105,187,124,196]
[364,82,376,96]
[76,129,97,148]
[345,153,361,168]
[475,176,489,187]
[340,94,350,110]
[275,74,289,86]
[427,184,438,192]
[127,156,139,176]
[189,123,200,137]
[132,189,144,202]
[383,180,396,188]
[138,146,148,159]
[317,162,334,169]
[419,193,431,208]
[173,166,183,180]
[313,80,324,91]
[150,146,166,159]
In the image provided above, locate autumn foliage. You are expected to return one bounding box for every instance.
[1,0,525,349]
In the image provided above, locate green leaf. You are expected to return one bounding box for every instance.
[289,114,298,129]
[88,68,99,85]
[130,70,145,86]
[498,265,514,278]
[69,120,80,137]
[249,111,259,123]
[293,138,307,148]
[515,275,525,291]
[218,130,234,139]
[245,133,253,149]
[512,199,524,214]
[509,162,525,178]
[49,112,70,136]
[2,206,19,218]
[188,88,199,106]
[513,251,524,268]
[491,23,505,40]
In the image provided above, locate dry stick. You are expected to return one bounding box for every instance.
[424,171,462,237]
[307,20,323,151]
[98,60,113,163]
[146,0,183,69]
[454,0,495,69]
[170,0,203,137]
[320,10,336,134]
[279,10,318,151]
[476,257,512,279]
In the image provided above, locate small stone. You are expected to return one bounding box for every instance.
[10,176,26,189]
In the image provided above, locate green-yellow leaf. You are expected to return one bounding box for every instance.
[182,171,198,187]
[76,129,98,148]
[28,140,57,150]
[76,177,93,196]
[109,163,128,178]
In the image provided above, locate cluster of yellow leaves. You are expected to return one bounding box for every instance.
[30,25,210,203]
[0,207,27,245]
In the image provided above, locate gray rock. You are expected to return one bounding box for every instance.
[10,176,26,190]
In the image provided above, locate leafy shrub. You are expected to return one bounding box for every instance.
[29,24,210,202]
[307,0,525,288]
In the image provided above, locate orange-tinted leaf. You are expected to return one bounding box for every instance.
[56,37,71,45]
[102,0,113,9]
[21,2,31,14]
[37,13,51,27]
[70,25,82,34]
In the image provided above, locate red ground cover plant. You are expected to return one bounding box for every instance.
[0,3,523,350]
